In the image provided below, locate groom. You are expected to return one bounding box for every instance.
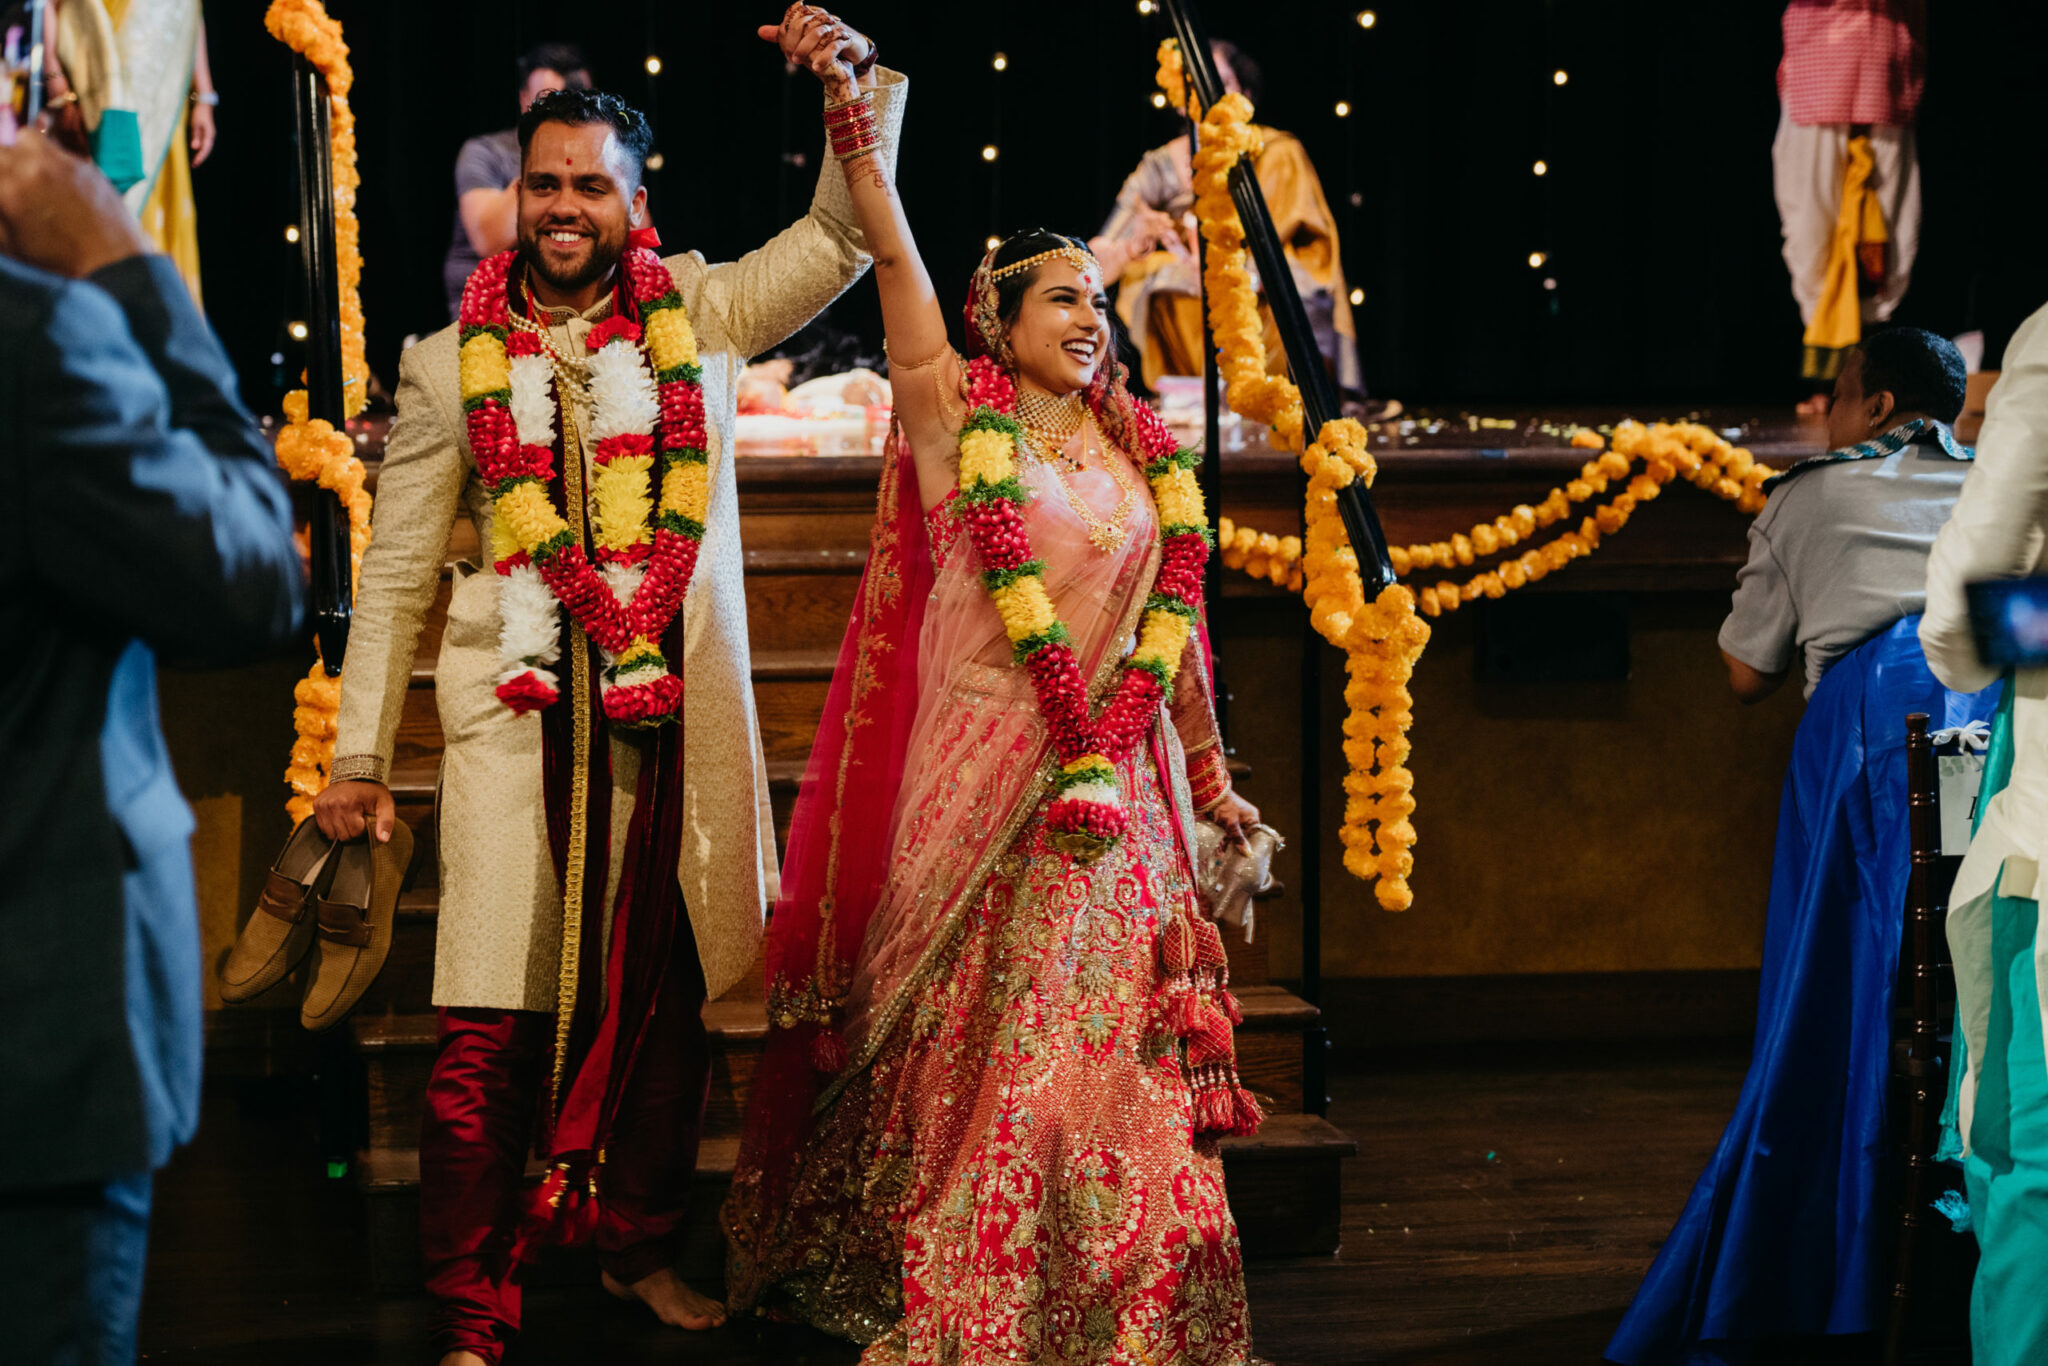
[311,14,899,1364]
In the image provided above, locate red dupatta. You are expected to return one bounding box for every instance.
[734,428,934,1217]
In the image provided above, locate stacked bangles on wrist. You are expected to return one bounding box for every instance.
[1187,745,1232,813]
[824,90,879,162]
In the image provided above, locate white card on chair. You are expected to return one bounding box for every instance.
[1938,753,1986,856]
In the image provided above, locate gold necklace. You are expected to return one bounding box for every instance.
[511,277,610,411]
[1016,386,1086,468]
[1038,414,1136,554]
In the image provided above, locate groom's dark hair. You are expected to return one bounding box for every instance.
[518,89,654,189]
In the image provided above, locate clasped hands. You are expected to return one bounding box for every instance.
[757,4,873,103]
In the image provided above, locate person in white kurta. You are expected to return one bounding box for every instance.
[317,59,904,1363]
[1919,303,2048,1365]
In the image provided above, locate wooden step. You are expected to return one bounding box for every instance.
[353,984,1316,1154]
[357,1110,1350,1293]
[354,1000,772,1153]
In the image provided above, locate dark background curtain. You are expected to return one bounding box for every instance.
[195,0,2048,413]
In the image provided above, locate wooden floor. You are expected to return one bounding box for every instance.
[133,1043,1788,1366]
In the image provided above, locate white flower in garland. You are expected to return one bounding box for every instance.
[508,352,556,448]
[494,564,562,691]
[585,339,660,442]
[492,345,564,694]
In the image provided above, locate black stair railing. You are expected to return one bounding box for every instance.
[292,53,354,676]
[1165,0,1394,1117]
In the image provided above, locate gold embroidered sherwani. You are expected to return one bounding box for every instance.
[331,72,906,1009]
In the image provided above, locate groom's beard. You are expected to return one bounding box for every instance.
[519,217,628,297]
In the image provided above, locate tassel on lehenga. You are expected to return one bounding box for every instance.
[1156,905,1264,1137]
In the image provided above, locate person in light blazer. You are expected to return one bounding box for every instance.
[1920,303,2048,1366]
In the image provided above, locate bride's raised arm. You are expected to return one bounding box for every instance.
[761,7,957,510]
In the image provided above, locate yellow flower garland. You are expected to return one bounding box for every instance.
[1182,72,1429,910]
[1215,420,1776,619]
[266,0,372,822]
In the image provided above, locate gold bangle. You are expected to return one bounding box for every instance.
[329,754,388,785]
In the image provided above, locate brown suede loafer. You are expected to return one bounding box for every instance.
[219,817,337,1005]
[299,817,415,1033]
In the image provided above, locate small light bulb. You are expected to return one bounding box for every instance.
[289,321,309,340]
[1137,0,1155,12]
[1357,9,1377,27]
[1542,277,1558,291]
[645,56,662,75]
[986,235,1002,252]
[284,224,301,243]
[1349,287,1365,306]
[1553,69,1569,86]
[992,52,1008,71]
[1533,159,1548,176]
[1334,100,1351,117]
[981,144,999,162]
[646,151,666,172]
[1151,91,1168,108]
[1528,251,1546,268]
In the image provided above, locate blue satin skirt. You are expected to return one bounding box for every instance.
[1606,617,2002,1365]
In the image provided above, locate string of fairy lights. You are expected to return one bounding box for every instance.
[268,7,1577,385]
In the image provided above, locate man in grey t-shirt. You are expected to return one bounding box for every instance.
[442,43,591,320]
[1720,327,1973,701]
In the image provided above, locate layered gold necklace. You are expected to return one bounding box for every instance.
[1016,387,1135,553]
[510,275,612,412]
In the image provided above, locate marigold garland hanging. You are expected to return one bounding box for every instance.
[267,0,373,822]
[1175,58,1429,910]
[1215,421,1776,618]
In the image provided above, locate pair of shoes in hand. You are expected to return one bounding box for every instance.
[218,814,416,1031]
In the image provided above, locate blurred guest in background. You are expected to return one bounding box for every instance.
[1089,39,1362,401]
[441,41,590,320]
[10,0,216,303]
[1920,304,2048,1366]
[0,124,302,1365]
[1774,0,1924,411]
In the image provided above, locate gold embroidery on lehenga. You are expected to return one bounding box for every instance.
[737,426,1256,1364]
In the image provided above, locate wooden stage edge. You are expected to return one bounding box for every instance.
[203,969,1764,1079]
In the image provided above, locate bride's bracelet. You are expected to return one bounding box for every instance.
[1187,745,1231,813]
[825,89,879,162]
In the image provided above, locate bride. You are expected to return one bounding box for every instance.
[724,9,1266,1363]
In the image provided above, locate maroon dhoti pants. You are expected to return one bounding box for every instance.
[418,940,709,1364]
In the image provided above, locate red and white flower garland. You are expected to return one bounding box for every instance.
[954,356,1211,862]
[456,246,710,727]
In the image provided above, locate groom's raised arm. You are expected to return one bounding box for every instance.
[688,61,906,362]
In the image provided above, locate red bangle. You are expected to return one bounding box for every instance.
[826,93,879,161]
[1187,746,1230,812]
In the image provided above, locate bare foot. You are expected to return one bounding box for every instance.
[1795,392,1830,416]
[600,1266,728,1330]
[438,1354,489,1366]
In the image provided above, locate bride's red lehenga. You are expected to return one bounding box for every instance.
[724,274,1261,1365]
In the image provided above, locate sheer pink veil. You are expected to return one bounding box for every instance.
[734,423,932,1213]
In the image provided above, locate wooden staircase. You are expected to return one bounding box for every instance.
[345,505,1353,1292]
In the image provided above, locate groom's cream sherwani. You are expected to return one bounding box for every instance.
[332,72,905,1009]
